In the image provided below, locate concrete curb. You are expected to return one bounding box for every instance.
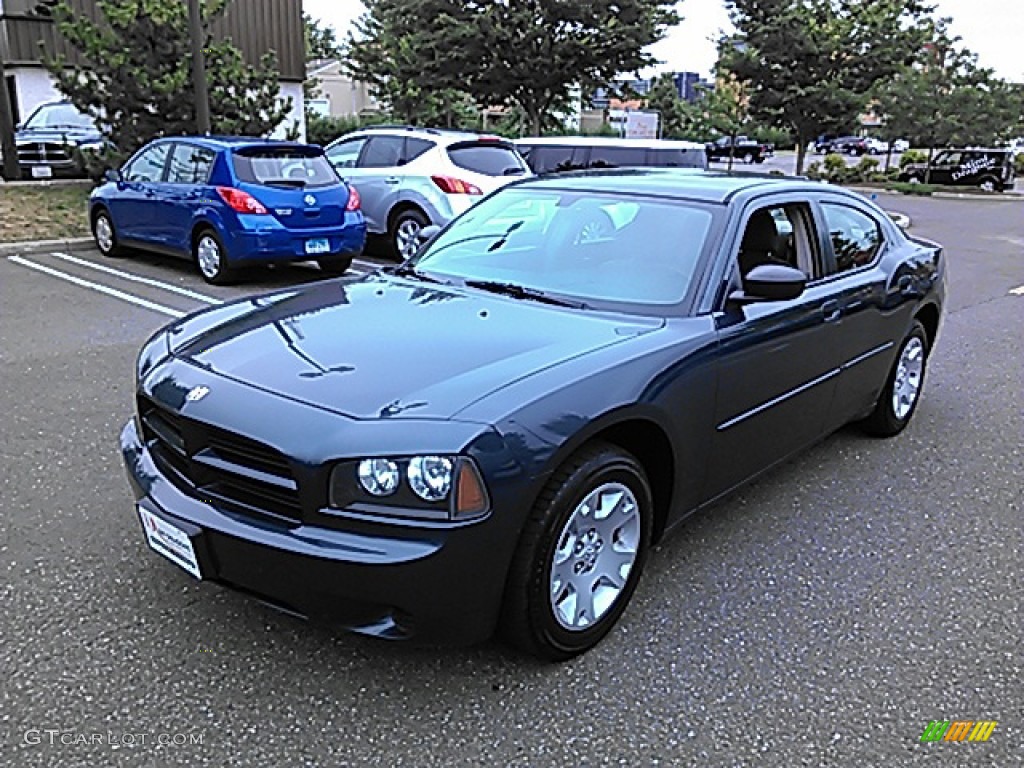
[0,237,94,257]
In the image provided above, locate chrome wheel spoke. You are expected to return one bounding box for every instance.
[892,337,924,419]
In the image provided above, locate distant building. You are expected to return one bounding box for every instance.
[306,59,380,118]
[588,71,709,108]
[0,0,306,138]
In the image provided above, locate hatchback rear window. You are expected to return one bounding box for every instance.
[447,142,527,177]
[232,147,339,188]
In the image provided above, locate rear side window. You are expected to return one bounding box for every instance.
[520,144,586,174]
[647,148,706,169]
[232,148,339,188]
[821,203,883,274]
[405,137,435,164]
[166,143,215,184]
[446,142,526,176]
[587,146,648,168]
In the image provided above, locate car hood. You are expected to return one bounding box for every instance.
[170,274,663,420]
[15,127,103,145]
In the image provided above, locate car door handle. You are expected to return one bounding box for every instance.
[385,177,400,185]
[821,300,841,323]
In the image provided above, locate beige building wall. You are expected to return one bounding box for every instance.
[308,62,379,117]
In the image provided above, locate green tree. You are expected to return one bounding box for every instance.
[701,73,751,170]
[44,0,292,157]
[303,12,342,103]
[348,0,677,135]
[723,0,933,174]
[645,74,687,139]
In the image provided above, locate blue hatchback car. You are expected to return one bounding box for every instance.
[89,136,366,284]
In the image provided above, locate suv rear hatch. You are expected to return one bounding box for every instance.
[231,146,351,229]
[443,138,528,195]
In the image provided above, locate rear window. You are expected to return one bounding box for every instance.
[232,147,339,188]
[446,142,527,177]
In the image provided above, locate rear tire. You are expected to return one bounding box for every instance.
[317,255,353,276]
[978,176,998,193]
[500,442,653,661]
[860,321,929,437]
[194,229,233,285]
[92,209,124,257]
[390,208,429,261]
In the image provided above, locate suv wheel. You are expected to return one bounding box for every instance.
[978,176,999,193]
[741,152,754,164]
[391,208,429,260]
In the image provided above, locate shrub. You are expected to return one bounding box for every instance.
[804,160,824,180]
[899,149,928,167]
[1015,153,1024,175]
[887,181,935,196]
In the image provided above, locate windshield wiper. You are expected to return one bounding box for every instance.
[464,280,585,308]
[387,264,452,285]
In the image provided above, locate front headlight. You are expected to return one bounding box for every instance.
[330,455,490,522]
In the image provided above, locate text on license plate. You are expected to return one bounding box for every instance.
[305,238,330,255]
[138,506,202,579]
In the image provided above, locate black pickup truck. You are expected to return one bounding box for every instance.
[705,135,773,164]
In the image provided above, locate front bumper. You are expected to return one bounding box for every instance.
[120,416,513,645]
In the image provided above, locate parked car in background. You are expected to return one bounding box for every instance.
[822,136,869,156]
[516,136,707,175]
[898,147,1016,192]
[325,126,528,260]
[891,139,910,153]
[120,169,945,660]
[1,101,105,180]
[864,137,889,155]
[704,135,772,164]
[90,137,365,284]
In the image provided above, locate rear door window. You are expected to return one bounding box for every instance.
[358,136,405,168]
[166,143,215,184]
[326,138,366,170]
[447,142,526,177]
[820,203,883,274]
[232,147,339,188]
[587,146,648,168]
[404,137,435,164]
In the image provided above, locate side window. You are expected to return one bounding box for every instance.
[403,137,435,164]
[736,203,820,281]
[820,203,883,274]
[166,143,215,184]
[522,145,583,174]
[358,136,405,168]
[587,146,648,168]
[326,138,366,170]
[124,144,171,182]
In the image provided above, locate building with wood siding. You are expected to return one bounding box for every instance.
[0,0,306,138]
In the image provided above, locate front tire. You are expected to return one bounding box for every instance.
[500,442,653,661]
[194,229,233,285]
[860,321,929,437]
[92,209,124,257]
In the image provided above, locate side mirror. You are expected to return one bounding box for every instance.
[729,264,807,304]
[417,224,441,245]
[104,168,122,183]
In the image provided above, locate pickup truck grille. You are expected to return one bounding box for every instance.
[137,396,302,524]
[17,142,73,164]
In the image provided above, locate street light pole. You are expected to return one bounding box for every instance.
[187,0,211,134]
[0,56,22,180]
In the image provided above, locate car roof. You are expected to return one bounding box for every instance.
[335,126,515,147]
[154,135,315,152]
[516,136,705,150]
[510,168,829,204]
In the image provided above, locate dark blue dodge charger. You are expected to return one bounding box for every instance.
[120,170,945,660]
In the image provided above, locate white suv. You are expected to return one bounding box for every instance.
[325,126,529,259]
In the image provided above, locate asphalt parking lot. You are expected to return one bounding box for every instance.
[1,195,1021,766]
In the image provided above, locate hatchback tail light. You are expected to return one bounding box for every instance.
[345,184,361,211]
[216,187,269,215]
[431,175,482,195]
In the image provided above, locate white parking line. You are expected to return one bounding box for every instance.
[1011,285,1024,296]
[49,252,223,305]
[9,256,185,318]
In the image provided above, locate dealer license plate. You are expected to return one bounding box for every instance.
[138,506,202,579]
[31,166,53,179]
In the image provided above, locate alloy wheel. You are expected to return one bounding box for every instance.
[197,235,222,280]
[892,337,924,420]
[395,219,423,260]
[95,215,114,253]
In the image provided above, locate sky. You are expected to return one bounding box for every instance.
[304,0,1024,82]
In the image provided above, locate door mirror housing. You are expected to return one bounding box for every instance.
[103,168,122,183]
[730,264,807,304]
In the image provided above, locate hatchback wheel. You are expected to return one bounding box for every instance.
[194,230,233,285]
[93,210,123,257]
[861,320,929,437]
[500,442,652,661]
[391,209,429,260]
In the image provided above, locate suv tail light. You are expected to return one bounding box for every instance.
[431,175,482,195]
[345,184,361,211]
[216,187,269,215]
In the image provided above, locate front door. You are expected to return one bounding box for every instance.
[111,142,172,244]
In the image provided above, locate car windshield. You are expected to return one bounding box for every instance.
[24,103,95,130]
[232,148,339,188]
[411,188,715,308]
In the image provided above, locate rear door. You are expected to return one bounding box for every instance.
[111,142,172,244]
[346,135,408,233]
[159,142,216,253]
